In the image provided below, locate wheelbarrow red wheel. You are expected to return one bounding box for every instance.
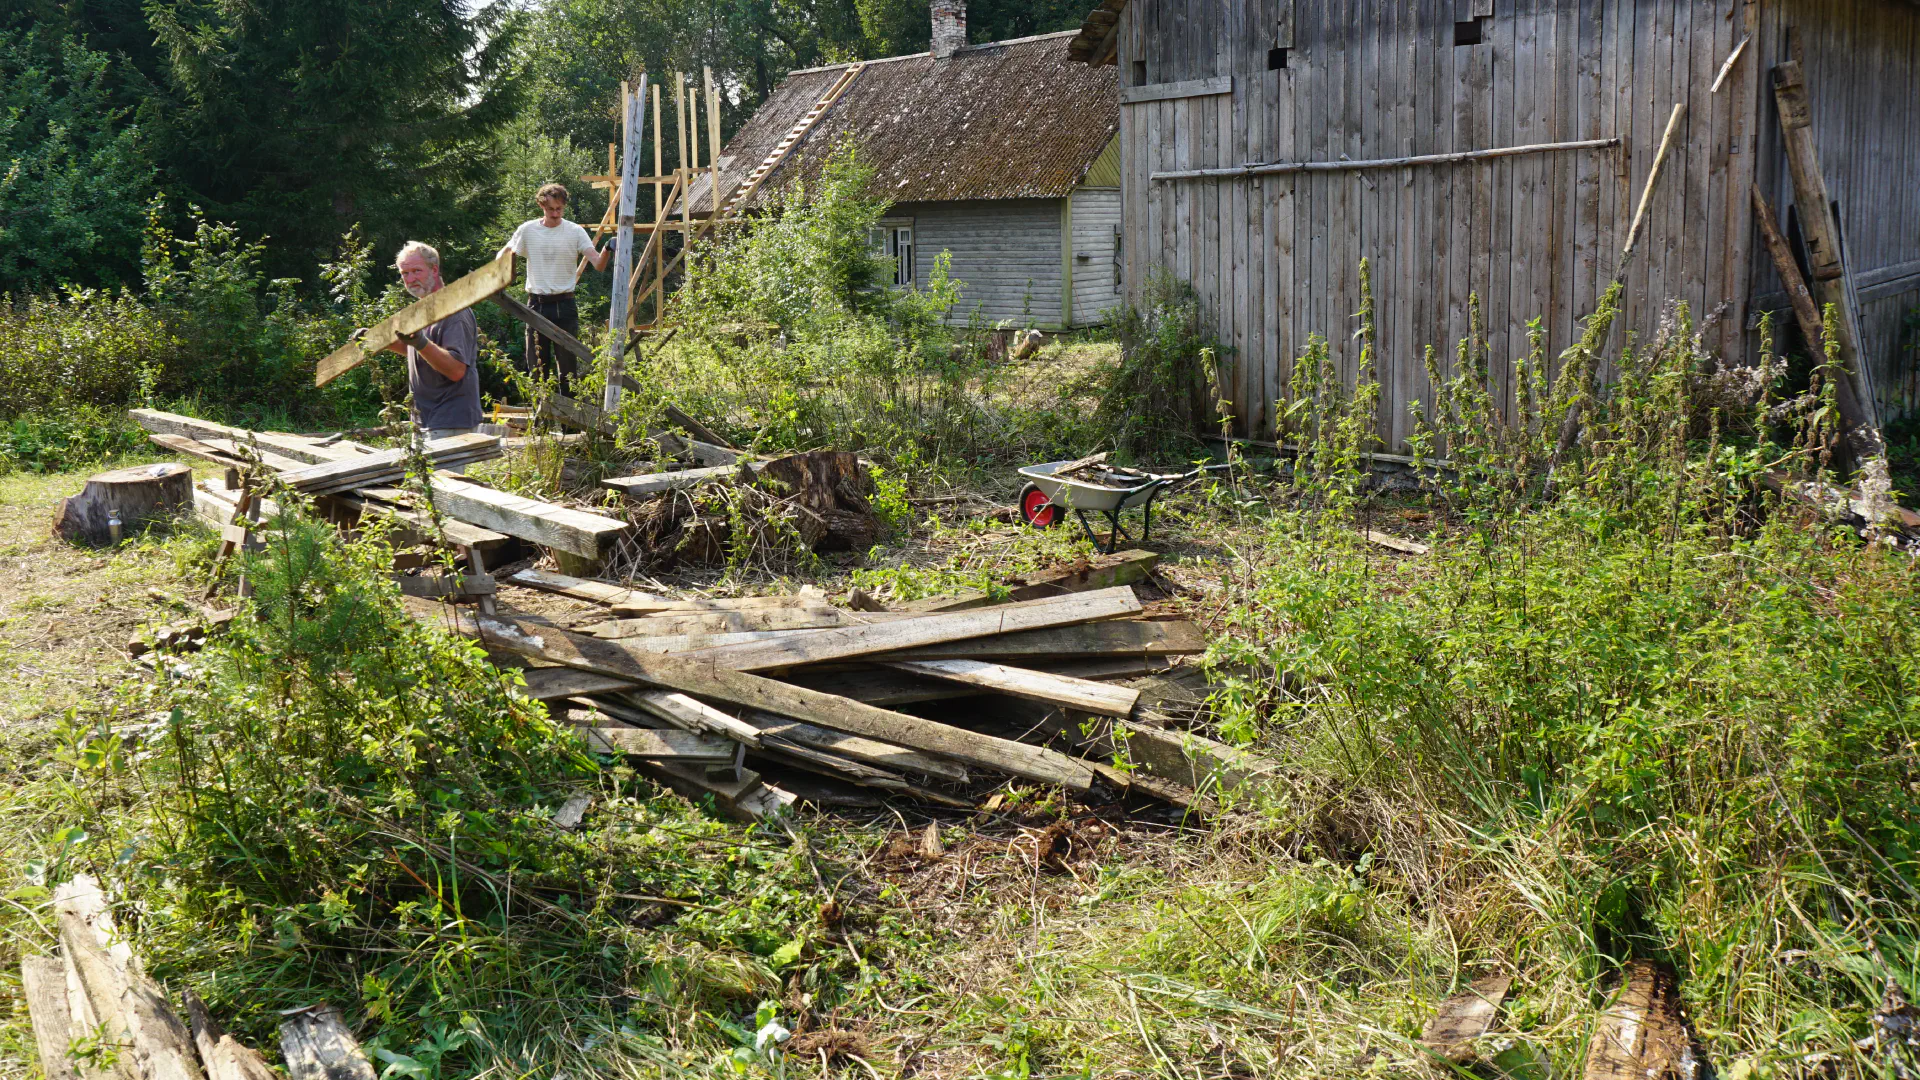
[1019,483,1060,528]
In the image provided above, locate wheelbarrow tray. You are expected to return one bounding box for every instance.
[1016,461,1170,513]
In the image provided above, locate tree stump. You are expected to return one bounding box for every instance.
[756,451,879,552]
[52,463,194,545]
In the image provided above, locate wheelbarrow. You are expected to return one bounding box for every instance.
[1016,460,1229,553]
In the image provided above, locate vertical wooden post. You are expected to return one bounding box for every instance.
[689,81,704,221]
[652,85,663,230]
[604,78,645,414]
[683,71,698,235]
[1772,60,1879,439]
[704,65,722,216]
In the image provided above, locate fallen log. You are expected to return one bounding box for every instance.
[57,899,205,1080]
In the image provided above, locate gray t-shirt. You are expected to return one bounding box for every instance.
[408,308,482,430]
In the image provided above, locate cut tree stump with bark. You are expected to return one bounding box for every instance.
[754,450,879,552]
[53,463,194,545]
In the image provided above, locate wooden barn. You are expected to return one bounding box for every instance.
[706,18,1125,330]
[1068,0,1920,451]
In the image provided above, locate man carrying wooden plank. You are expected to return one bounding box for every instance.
[498,183,610,395]
[361,242,485,459]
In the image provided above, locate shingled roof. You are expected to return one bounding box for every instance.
[704,31,1119,209]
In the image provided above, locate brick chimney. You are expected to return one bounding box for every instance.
[931,0,966,58]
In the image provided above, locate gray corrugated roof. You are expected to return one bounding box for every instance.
[699,32,1119,209]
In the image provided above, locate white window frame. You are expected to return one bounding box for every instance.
[875,217,914,287]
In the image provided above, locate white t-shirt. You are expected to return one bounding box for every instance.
[508,218,596,295]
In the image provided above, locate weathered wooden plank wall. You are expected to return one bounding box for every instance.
[1750,0,1920,421]
[1116,0,1767,449]
[1069,187,1127,324]
[904,199,1067,328]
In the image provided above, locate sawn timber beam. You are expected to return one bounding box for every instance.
[316,252,516,386]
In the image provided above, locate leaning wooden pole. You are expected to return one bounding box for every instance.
[1549,103,1685,472]
[604,77,645,414]
[1751,185,1883,462]
[1772,60,1881,443]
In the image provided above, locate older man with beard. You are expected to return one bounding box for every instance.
[381,240,483,440]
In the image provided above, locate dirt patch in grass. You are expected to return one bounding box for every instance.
[0,461,216,727]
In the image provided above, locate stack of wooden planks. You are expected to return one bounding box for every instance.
[130,409,630,564]
[402,548,1241,820]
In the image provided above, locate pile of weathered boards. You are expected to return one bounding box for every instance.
[128,405,1259,819]
[441,547,1255,820]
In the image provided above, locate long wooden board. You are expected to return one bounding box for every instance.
[20,955,81,1080]
[281,433,501,494]
[604,463,754,498]
[676,586,1143,673]
[506,568,667,607]
[315,252,515,387]
[580,605,869,639]
[130,410,355,466]
[428,473,629,559]
[784,655,1175,707]
[580,726,737,762]
[898,549,1161,612]
[412,601,1098,791]
[519,666,643,700]
[492,291,595,366]
[875,619,1206,663]
[886,659,1140,717]
[556,617,1203,663]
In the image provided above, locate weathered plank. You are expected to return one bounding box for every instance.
[604,462,758,498]
[316,252,514,386]
[885,659,1140,717]
[632,760,794,821]
[492,291,595,367]
[579,726,738,763]
[1583,960,1691,1080]
[506,568,667,607]
[783,654,1174,707]
[412,602,1099,792]
[519,666,643,701]
[1121,75,1234,105]
[129,410,353,466]
[1422,974,1512,1061]
[184,990,280,1080]
[427,473,629,559]
[279,1006,377,1080]
[896,549,1161,612]
[677,586,1143,673]
[21,955,82,1080]
[279,434,501,495]
[875,619,1207,663]
[580,605,870,639]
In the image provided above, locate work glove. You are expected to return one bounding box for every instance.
[396,329,429,350]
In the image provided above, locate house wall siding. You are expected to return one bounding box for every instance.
[1069,187,1126,325]
[901,199,1066,328]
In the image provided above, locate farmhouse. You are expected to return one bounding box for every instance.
[707,14,1125,330]
[1070,0,1920,452]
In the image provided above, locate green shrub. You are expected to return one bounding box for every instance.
[52,510,830,1068]
[1097,271,1221,462]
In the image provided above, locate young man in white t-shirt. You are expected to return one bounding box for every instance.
[500,182,610,394]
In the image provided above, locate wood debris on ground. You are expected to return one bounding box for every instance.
[454,545,1237,820]
[131,402,1261,821]
[21,873,379,1080]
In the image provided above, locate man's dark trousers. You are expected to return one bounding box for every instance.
[526,292,580,395]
